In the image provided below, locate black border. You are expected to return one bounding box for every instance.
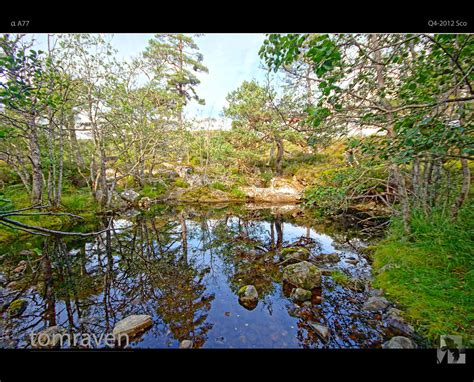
[0,348,472,380]
[0,5,472,382]
[1,6,473,33]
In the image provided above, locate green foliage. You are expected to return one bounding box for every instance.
[260,171,273,186]
[174,178,189,188]
[373,202,474,344]
[304,161,388,215]
[230,187,246,200]
[141,183,167,198]
[331,270,350,286]
[210,181,228,192]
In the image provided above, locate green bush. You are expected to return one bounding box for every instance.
[230,186,246,199]
[174,178,189,188]
[211,181,228,192]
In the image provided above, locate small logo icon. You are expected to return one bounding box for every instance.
[437,335,466,364]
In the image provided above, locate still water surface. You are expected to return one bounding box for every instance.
[0,204,388,348]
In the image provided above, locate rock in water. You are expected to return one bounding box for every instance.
[112,315,153,342]
[281,247,310,264]
[283,261,322,290]
[179,340,194,349]
[308,323,330,343]
[290,287,312,302]
[382,336,416,349]
[120,189,140,203]
[238,285,259,310]
[7,299,27,317]
[318,253,340,263]
[32,326,67,349]
[362,296,389,311]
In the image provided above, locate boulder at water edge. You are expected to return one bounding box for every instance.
[382,336,416,349]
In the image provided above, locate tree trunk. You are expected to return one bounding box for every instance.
[371,34,410,233]
[451,157,470,220]
[275,138,284,176]
[68,113,85,168]
[29,118,43,205]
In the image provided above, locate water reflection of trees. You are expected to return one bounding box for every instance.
[1,205,386,349]
[3,212,216,348]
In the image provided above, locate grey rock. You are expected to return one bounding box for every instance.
[386,316,414,337]
[370,288,384,297]
[186,174,210,187]
[283,261,322,290]
[382,336,416,349]
[179,339,194,349]
[109,191,128,210]
[290,287,312,302]
[238,285,259,310]
[175,166,193,178]
[155,169,179,180]
[363,296,389,311]
[318,253,340,263]
[0,273,6,286]
[32,326,67,349]
[120,189,140,203]
[281,247,310,264]
[112,315,153,340]
[386,307,403,318]
[345,258,359,265]
[308,323,330,343]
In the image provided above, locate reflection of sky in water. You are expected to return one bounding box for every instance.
[0,209,384,349]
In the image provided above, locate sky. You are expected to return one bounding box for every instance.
[31,33,269,122]
[112,33,269,120]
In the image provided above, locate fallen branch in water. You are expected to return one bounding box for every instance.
[0,206,112,237]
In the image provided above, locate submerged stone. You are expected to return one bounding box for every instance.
[112,315,153,341]
[179,340,194,349]
[7,299,27,317]
[283,261,322,290]
[238,285,259,310]
[290,287,312,302]
[281,247,310,264]
[308,323,330,343]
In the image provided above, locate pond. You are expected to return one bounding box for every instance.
[0,203,394,349]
